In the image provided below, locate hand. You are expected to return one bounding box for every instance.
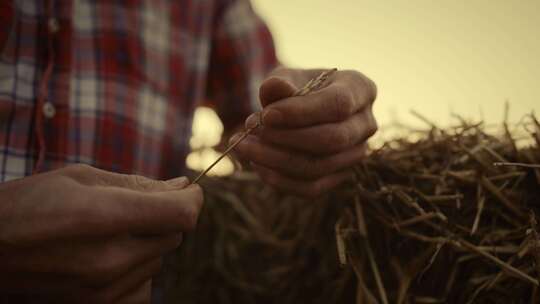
[231,67,377,198]
[0,164,203,303]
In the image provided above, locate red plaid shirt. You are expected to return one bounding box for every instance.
[0,0,277,181]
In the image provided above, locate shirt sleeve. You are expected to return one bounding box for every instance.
[205,0,278,132]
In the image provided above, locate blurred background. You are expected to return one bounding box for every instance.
[187,0,540,175]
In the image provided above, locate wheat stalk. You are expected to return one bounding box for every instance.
[191,68,338,184]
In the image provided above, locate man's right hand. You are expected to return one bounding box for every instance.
[0,164,203,303]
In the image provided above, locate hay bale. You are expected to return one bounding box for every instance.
[166,115,540,304]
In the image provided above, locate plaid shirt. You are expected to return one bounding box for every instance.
[0,0,277,182]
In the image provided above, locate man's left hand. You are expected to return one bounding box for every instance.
[231,67,378,198]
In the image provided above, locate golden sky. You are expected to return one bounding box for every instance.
[252,0,540,126]
[188,0,540,173]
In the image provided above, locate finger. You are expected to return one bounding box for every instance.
[257,109,377,156]
[89,258,161,304]
[116,280,152,304]
[1,234,182,286]
[233,134,367,179]
[95,170,190,192]
[260,70,376,128]
[5,184,202,244]
[62,164,190,192]
[252,163,353,198]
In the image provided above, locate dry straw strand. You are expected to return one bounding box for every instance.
[170,111,540,303]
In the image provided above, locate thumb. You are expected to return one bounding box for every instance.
[98,169,190,192]
[63,165,190,192]
[259,76,298,107]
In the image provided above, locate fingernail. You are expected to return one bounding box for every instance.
[187,183,202,191]
[245,113,260,129]
[262,109,282,126]
[166,176,189,188]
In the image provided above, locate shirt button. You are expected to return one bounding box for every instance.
[48,18,60,33]
[43,102,56,119]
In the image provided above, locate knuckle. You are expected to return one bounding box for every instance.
[329,85,354,121]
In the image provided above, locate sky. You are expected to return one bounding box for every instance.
[187,0,540,173]
[252,0,540,126]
